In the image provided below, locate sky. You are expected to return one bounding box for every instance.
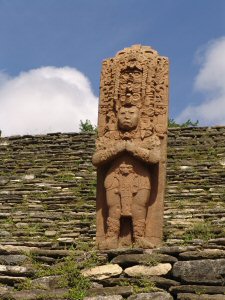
[0,0,225,136]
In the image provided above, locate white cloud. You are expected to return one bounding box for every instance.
[0,66,98,136]
[177,37,225,126]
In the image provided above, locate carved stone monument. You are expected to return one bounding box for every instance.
[92,45,169,249]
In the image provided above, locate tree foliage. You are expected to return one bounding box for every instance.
[168,118,199,128]
[79,118,199,133]
[79,120,97,133]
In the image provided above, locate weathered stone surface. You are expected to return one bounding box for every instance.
[101,276,179,290]
[31,249,72,257]
[104,248,143,259]
[31,275,62,289]
[209,238,225,246]
[0,275,27,285]
[91,282,104,288]
[2,288,69,300]
[0,230,10,237]
[173,259,225,284]
[179,249,225,260]
[33,256,56,264]
[44,230,57,237]
[84,296,123,300]
[177,294,225,300]
[111,253,177,267]
[0,255,29,265]
[0,286,13,296]
[82,264,123,280]
[147,276,180,289]
[87,286,133,298]
[124,263,172,277]
[57,237,75,244]
[0,245,38,255]
[155,246,197,256]
[170,285,225,295]
[93,45,169,250]
[127,292,173,300]
[0,265,33,276]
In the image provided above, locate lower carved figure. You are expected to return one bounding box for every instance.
[102,155,154,249]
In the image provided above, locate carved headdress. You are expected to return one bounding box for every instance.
[98,45,169,139]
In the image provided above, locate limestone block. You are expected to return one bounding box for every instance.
[179,249,225,260]
[82,264,123,280]
[84,296,123,300]
[111,253,177,267]
[124,263,172,277]
[170,285,225,295]
[0,265,33,276]
[0,286,13,296]
[1,288,69,300]
[0,275,27,285]
[177,294,225,300]
[0,245,38,255]
[87,286,133,298]
[128,292,173,300]
[44,230,57,237]
[209,238,225,246]
[0,255,29,266]
[173,259,225,284]
[31,275,62,290]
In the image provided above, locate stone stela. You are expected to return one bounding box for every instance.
[92,45,169,249]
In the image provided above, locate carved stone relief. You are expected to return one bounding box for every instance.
[92,45,169,249]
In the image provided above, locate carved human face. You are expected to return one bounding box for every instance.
[119,163,133,175]
[118,106,139,131]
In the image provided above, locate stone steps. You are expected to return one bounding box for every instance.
[0,243,223,299]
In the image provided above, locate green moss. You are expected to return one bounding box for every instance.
[144,255,160,267]
[183,221,215,242]
[16,278,33,290]
[118,278,156,294]
[54,171,76,181]
[2,217,15,225]
[20,250,102,299]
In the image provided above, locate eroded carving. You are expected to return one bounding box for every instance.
[93,45,169,249]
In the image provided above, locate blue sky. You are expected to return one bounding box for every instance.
[0,0,225,136]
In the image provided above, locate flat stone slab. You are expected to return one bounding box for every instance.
[101,276,179,290]
[82,264,123,280]
[0,286,13,296]
[177,293,225,300]
[128,292,173,300]
[124,263,172,277]
[0,275,27,285]
[104,248,143,259]
[0,245,38,255]
[172,259,225,285]
[87,286,133,298]
[154,246,197,256]
[84,296,123,300]
[179,249,225,260]
[111,253,177,267]
[1,288,69,300]
[146,276,180,289]
[209,238,225,246]
[0,265,33,276]
[0,255,29,266]
[31,275,62,289]
[31,249,72,257]
[170,285,225,295]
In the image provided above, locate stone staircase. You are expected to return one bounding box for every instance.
[0,240,224,299]
[0,127,224,299]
